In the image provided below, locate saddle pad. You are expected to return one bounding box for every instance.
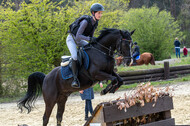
[61,50,89,80]
[136,55,140,60]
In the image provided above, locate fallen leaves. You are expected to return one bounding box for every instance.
[116,82,174,112]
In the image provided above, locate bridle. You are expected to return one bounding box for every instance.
[117,38,133,59]
[90,37,132,59]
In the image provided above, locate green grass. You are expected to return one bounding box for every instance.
[117,55,190,72]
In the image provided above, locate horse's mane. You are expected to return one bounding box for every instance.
[97,28,119,41]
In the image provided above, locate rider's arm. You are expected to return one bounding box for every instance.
[75,20,90,42]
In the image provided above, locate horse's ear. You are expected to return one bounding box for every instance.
[130,29,136,36]
[119,30,125,37]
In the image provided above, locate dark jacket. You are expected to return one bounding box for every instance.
[70,15,98,38]
[174,40,181,47]
[80,88,94,100]
[133,45,140,54]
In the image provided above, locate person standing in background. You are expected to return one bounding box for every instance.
[183,46,188,57]
[174,37,181,58]
[79,82,103,120]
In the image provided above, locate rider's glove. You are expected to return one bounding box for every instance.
[89,37,97,44]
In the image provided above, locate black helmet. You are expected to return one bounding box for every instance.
[90,3,104,13]
[134,42,138,45]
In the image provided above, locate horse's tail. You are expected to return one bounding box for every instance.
[150,54,155,65]
[17,72,45,113]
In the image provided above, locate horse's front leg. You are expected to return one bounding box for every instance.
[108,71,123,93]
[93,71,118,95]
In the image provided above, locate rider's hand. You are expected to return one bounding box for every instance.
[99,82,103,88]
[79,90,84,94]
[90,37,97,44]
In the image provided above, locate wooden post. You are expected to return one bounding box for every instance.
[164,61,170,79]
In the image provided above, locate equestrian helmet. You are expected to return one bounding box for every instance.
[90,3,104,13]
[134,42,138,45]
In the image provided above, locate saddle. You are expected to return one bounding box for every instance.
[60,47,89,80]
[61,47,88,67]
[135,55,140,60]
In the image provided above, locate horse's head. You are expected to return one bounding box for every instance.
[117,29,135,66]
[96,28,135,66]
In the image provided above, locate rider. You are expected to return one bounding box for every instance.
[132,42,140,65]
[66,3,104,88]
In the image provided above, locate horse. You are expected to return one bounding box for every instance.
[115,56,124,66]
[116,52,155,66]
[130,52,155,66]
[17,28,135,126]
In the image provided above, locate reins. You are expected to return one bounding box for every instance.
[92,38,132,59]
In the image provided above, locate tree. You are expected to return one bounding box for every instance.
[178,0,190,46]
[0,0,129,96]
[119,6,184,60]
[0,0,71,95]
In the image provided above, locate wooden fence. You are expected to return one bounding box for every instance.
[117,62,190,85]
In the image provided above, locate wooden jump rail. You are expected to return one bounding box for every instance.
[117,62,190,85]
[84,96,175,126]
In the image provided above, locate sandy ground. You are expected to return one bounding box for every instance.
[1,81,190,126]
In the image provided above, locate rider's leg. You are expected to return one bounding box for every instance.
[132,52,138,65]
[66,34,80,88]
[71,59,80,88]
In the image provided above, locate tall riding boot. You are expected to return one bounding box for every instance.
[71,59,80,88]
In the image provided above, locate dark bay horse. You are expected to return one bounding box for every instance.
[115,52,155,66]
[17,28,135,126]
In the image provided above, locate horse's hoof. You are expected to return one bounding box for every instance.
[109,86,118,93]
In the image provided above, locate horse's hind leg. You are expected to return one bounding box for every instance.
[56,95,68,126]
[42,95,56,126]
[42,80,57,126]
[43,101,56,126]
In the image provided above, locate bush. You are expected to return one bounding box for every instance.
[119,6,184,60]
